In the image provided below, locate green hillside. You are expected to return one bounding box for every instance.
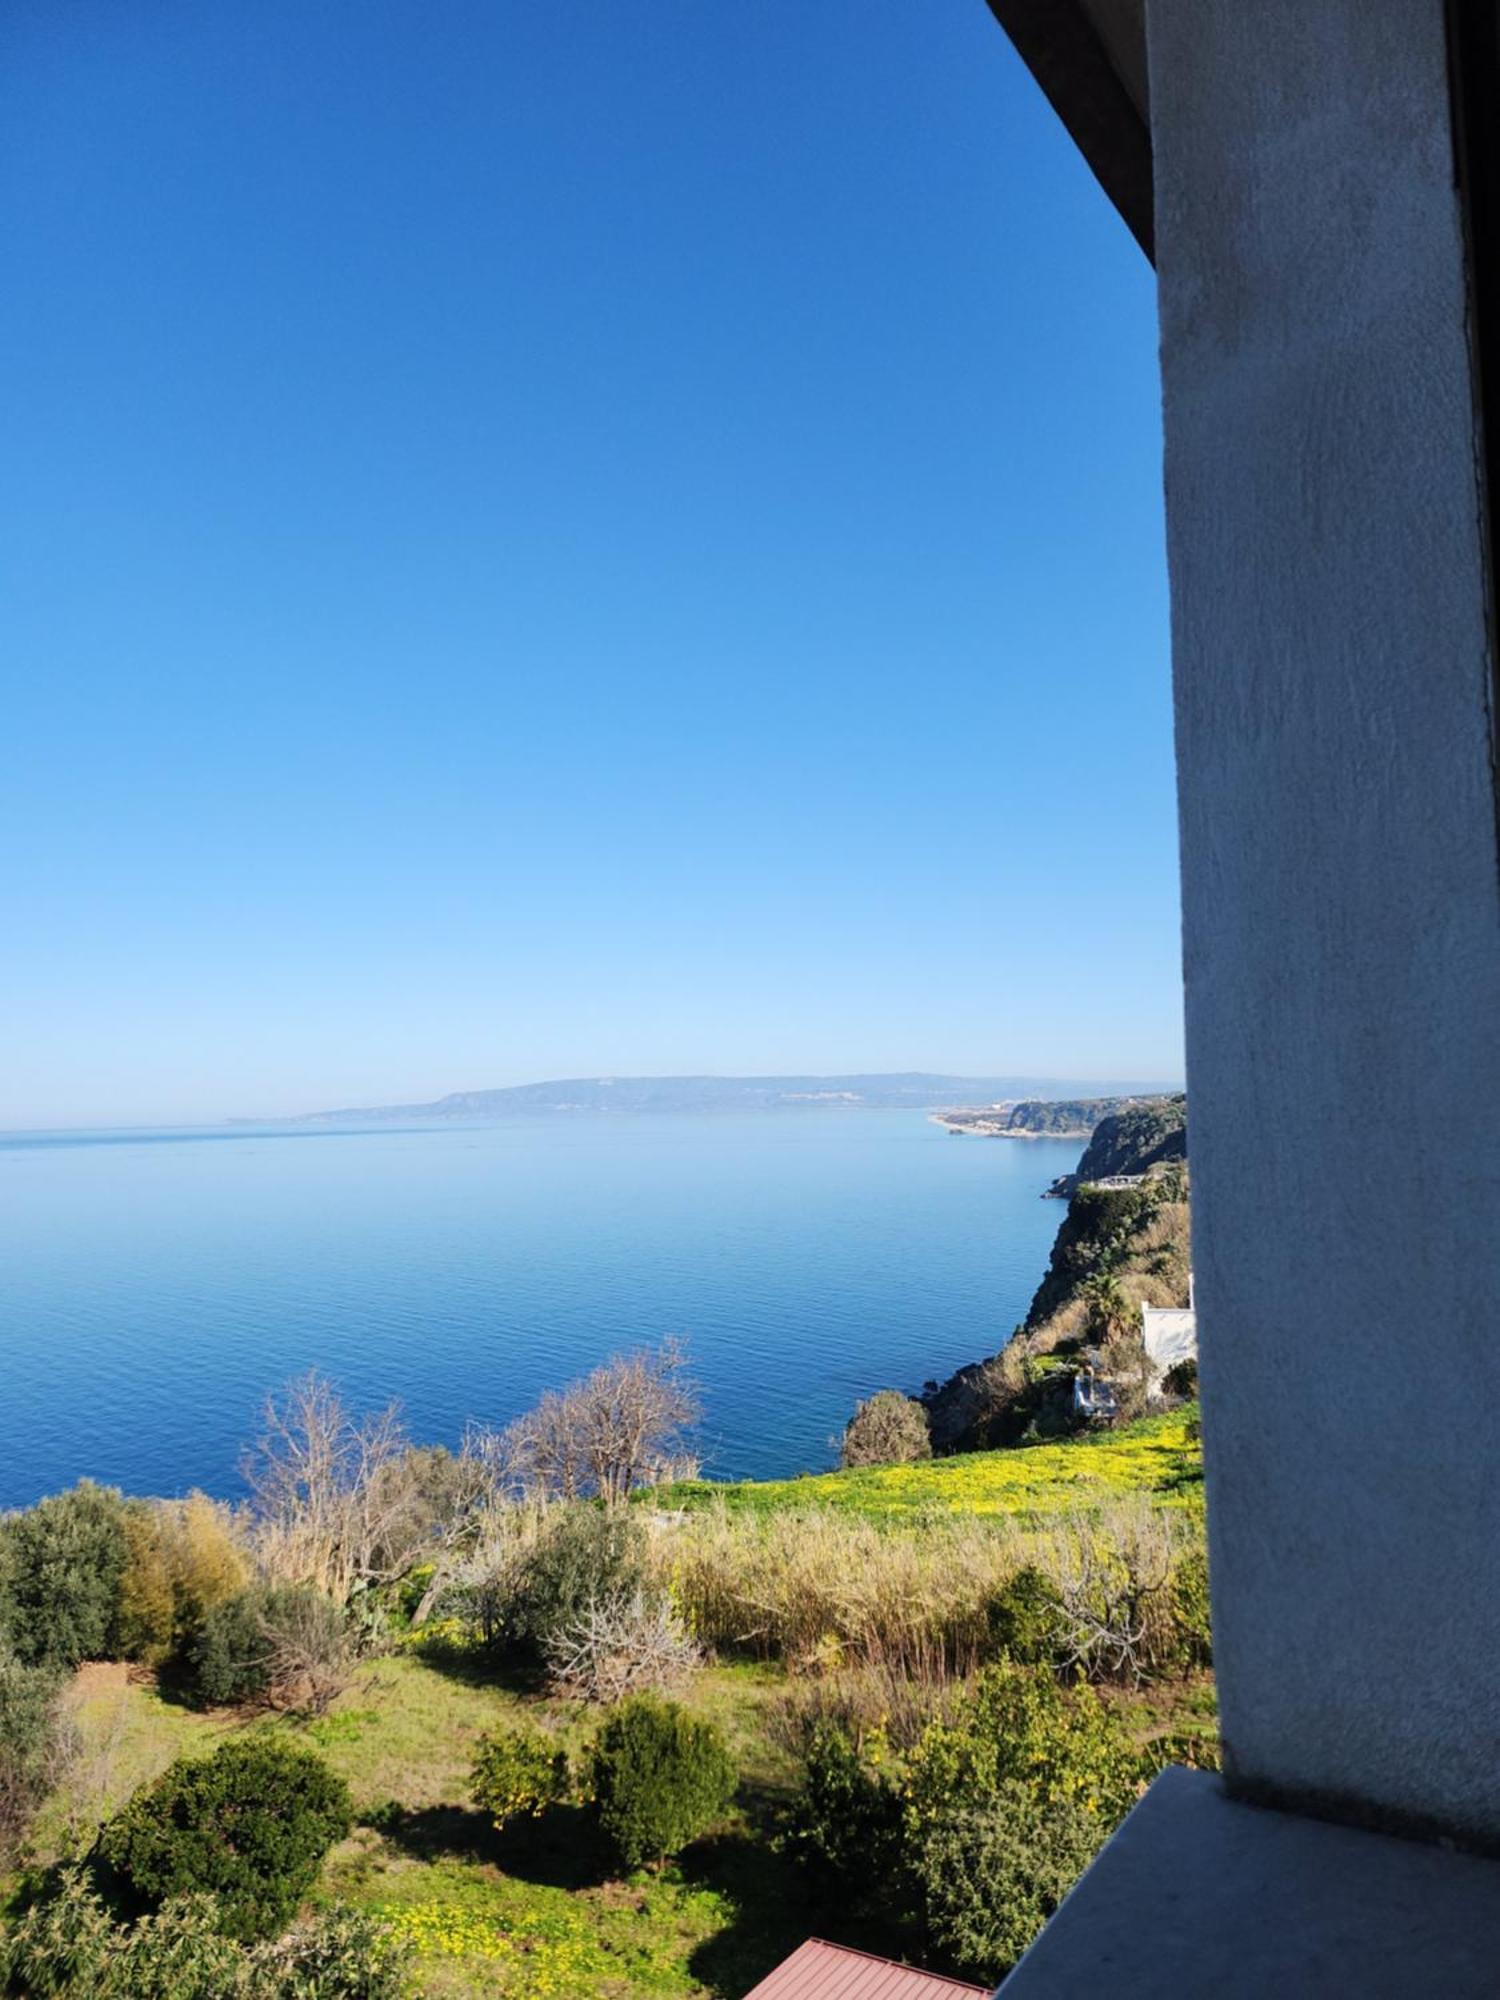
[661,1407,1202,1521]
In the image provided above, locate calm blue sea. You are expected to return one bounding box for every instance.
[0,1113,1080,1508]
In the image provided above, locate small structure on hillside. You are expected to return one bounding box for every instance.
[741,1938,990,1999]
[1142,1273,1197,1384]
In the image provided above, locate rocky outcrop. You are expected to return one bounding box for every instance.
[923,1098,1190,1453]
[1043,1094,1187,1197]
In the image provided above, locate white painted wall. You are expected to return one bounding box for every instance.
[1149,0,1500,1837]
[1141,1303,1195,1377]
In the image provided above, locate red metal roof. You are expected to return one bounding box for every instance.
[741,1938,992,2000]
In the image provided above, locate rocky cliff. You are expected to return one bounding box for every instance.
[923,1097,1190,1452]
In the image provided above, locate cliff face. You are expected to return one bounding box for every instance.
[924,1098,1191,1453]
[1073,1095,1186,1181]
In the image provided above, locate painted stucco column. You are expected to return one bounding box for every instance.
[1149,0,1500,1837]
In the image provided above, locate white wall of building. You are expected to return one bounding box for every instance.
[1149,0,1500,1837]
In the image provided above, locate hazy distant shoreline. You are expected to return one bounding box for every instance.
[290,1071,1177,1127]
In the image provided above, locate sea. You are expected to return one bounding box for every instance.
[0,1113,1081,1509]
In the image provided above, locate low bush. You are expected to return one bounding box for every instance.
[782,1720,906,1897]
[471,1725,572,1829]
[1170,1542,1213,1668]
[591,1695,736,1870]
[1035,1497,1184,1683]
[912,1786,1105,1979]
[0,1483,130,1669]
[544,1586,700,1703]
[509,1507,650,1662]
[100,1736,353,1942]
[986,1564,1066,1668]
[903,1662,1141,1978]
[189,1589,270,1704]
[187,1584,349,1712]
[839,1391,932,1469]
[0,1869,407,1998]
[785,1660,1142,1982]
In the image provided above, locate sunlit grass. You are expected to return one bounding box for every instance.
[660,1407,1202,1522]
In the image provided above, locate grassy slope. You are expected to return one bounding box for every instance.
[661,1407,1202,1521]
[16,1412,1206,1999]
[24,1657,832,2000]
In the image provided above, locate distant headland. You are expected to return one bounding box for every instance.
[288,1072,1179,1125]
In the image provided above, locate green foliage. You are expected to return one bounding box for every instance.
[906,1660,1140,1828]
[100,1736,353,1942]
[1171,1543,1213,1668]
[0,1869,406,1998]
[186,1584,346,1710]
[839,1391,932,1470]
[591,1695,736,1870]
[986,1565,1065,1667]
[911,1785,1105,1979]
[0,1653,71,1861]
[255,1904,409,1997]
[1163,1356,1198,1400]
[116,1505,176,1665]
[470,1726,571,1829]
[0,1483,130,1669]
[663,1407,1202,1521]
[902,1662,1140,1978]
[783,1721,906,1895]
[509,1507,649,1660]
[188,1590,272,1705]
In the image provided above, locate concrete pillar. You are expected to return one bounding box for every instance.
[1149,0,1500,1838]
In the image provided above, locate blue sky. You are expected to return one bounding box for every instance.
[1,1,1178,1127]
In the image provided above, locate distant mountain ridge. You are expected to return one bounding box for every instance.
[296,1072,1177,1124]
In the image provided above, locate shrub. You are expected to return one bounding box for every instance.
[1170,1542,1213,1668]
[510,1507,650,1661]
[116,1505,175,1664]
[911,1786,1105,1979]
[0,1652,75,1863]
[0,1865,122,1994]
[255,1585,353,1715]
[591,1695,736,1870]
[543,1587,700,1703]
[903,1662,1141,1977]
[986,1565,1065,1667]
[906,1660,1140,1828]
[161,1492,250,1651]
[470,1726,572,1829]
[254,1905,409,1997]
[1162,1356,1198,1400]
[187,1585,349,1712]
[1037,1497,1182,1683]
[0,1482,130,1668]
[0,1869,406,1998]
[839,1391,932,1469]
[101,1736,352,1942]
[189,1589,271,1705]
[783,1721,906,1897]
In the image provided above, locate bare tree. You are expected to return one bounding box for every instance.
[245,1373,484,1603]
[543,1588,701,1703]
[1039,1498,1179,1685]
[480,1339,701,1507]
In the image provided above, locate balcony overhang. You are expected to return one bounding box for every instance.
[998,1768,1500,1997]
[982,0,1152,259]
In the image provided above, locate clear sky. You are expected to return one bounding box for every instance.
[1,1,1179,1128]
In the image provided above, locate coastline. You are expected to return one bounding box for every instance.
[929,1112,1095,1140]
